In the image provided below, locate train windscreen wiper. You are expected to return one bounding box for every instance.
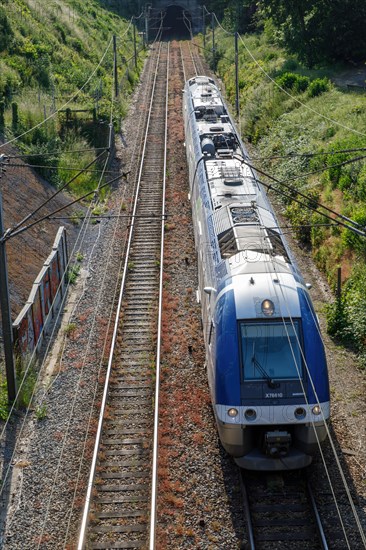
[252,343,279,389]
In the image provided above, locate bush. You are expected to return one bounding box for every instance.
[341,207,366,256]
[276,72,298,90]
[325,298,347,340]
[285,188,320,246]
[326,263,366,361]
[276,72,309,93]
[308,78,329,97]
[293,75,309,93]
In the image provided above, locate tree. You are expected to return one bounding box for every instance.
[0,7,14,52]
[258,0,366,65]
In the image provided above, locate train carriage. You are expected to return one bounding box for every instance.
[183,76,330,470]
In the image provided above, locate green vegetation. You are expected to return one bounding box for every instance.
[64,322,77,336]
[203,27,366,364]
[205,0,366,65]
[66,264,80,284]
[35,403,48,420]
[0,0,144,198]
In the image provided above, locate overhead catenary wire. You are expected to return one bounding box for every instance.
[8,162,119,174]
[233,154,366,235]
[2,14,144,548]
[3,24,157,544]
[237,34,366,138]
[260,240,352,547]
[252,146,366,162]
[201,12,366,139]
[1,171,127,242]
[2,150,109,239]
[192,16,366,545]
[185,29,364,538]
[262,218,366,546]
[248,156,357,543]
[6,147,109,159]
[36,35,122,547]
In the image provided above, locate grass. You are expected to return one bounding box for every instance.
[35,403,48,420]
[66,264,80,284]
[64,322,77,336]
[0,0,145,199]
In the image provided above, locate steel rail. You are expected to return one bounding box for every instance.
[180,41,197,84]
[240,471,256,550]
[240,469,330,550]
[306,475,329,550]
[179,42,197,84]
[180,42,188,84]
[187,40,198,76]
[77,42,164,549]
[149,41,170,550]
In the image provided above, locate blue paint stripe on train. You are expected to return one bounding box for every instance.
[298,288,330,403]
[215,288,241,405]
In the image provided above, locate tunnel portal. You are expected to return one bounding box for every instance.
[161,5,192,39]
[152,0,202,39]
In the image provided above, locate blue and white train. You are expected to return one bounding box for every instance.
[183,76,330,470]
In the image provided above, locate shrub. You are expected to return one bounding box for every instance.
[325,298,347,340]
[308,78,329,98]
[281,58,298,72]
[326,263,366,361]
[276,72,309,93]
[341,207,366,255]
[293,75,309,93]
[276,72,298,90]
[285,188,320,246]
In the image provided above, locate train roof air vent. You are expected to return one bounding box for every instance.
[224,178,242,186]
[231,206,259,224]
[210,126,224,132]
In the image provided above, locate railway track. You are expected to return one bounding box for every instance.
[241,469,329,550]
[77,41,169,549]
[180,40,206,81]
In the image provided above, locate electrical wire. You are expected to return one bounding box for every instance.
[252,146,366,162]
[186,68,364,543]
[202,12,366,138]
[1,150,108,240]
[7,148,108,159]
[35,43,121,546]
[237,34,366,138]
[8,162,119,174]
[233,154,366,235]
[213,12,234,36]
[9,30,158,542]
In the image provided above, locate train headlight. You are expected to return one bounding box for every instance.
[228,408,238,418]
[261,299,275,316]
[245,408,257,421]
[295,407,306,420]
[312,405,321,415]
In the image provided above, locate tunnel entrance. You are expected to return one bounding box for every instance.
[161,5,192,39]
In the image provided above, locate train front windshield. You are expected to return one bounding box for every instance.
[239,321,303,381]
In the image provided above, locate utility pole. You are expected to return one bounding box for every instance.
[235,32,240,118]
[202,6,206,50]
[145,4,150,46]
[113,35,118,98]
[0,159,17,403]
[211,12,215,60]
[133,18,138,69]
